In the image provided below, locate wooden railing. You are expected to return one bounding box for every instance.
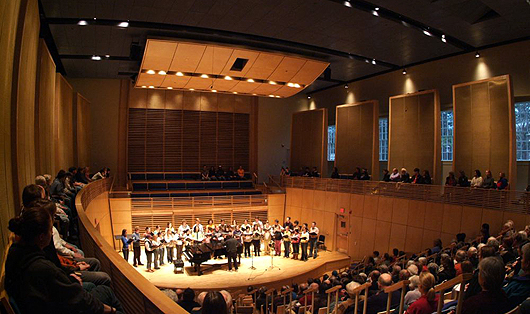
[282,177,530,214]
[76,178,186,313]
[129,194,268,210]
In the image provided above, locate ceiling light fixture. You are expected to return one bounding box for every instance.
[224,76,232,80]
[287,82,294,87]
[423,30,432,37]
[441,34,447,43]
[252,93,257,96]
[167,87,173,90]
[307,95,311,99]
[344,84,348,89]
[105,54,110,58]
[200,74,209,78]
[475,51,480,58]
[77,20,88,26]
[148,86,154,89]
[269,95,275,97]
[91,55,101,61]
[176,72,184,76]
[93,17,97,20]
[211,89,217,93]
[371,59,376,65]
[146,70,155,74]
[375,7,380,10]
[269,81,277,85]
[402,68,407,75]
[158,70,167,75]
[189,88,195,91]
[294,83,301,88]
[372,10,379,16]
[117,21,129,28]
[275,96,280,98]
[247,78,255,83]
[344,1,352,7]
[141,86,147,88]
[233,92,238,94]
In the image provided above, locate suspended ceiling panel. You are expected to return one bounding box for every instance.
[135,38,329,98]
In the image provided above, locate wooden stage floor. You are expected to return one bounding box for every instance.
[122,250,350,292]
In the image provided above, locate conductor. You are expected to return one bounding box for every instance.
[225,234,239,272]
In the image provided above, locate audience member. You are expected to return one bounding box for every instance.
[389,168,400,182]
[410,168,423,184]
[497,172,508,190]
[504,243,530,309]
[471,170,483,188]
[381,169,390,182]
[400,168,410,183]
[422,170,432,184]
[178,288,201,312]
[201,291,228,314]
[406,272,438,314]
[331,167,340,179]
[483,170,496,189]
[445,171,457,186]
[458,170,470,187]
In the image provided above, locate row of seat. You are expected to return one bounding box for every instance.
[131,189,262,198]
[132,180,254,192]
[128,172,251,181]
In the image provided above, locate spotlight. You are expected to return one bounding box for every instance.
[307,95,311,99]
[372,10,379,16]
[441,34,446,43]
[148,86,154,89]
[146,70,155,74]
[167,87,173,90]
[200,74,209,78]
[141,86,147,88]
[247,78,255,83]
[344,1,352,7]
[423,30,432,37]
[233,92,238,94]
[287,82,294,87]
[475,51,480,58]
[176,72,184,76]
[91,55,101,61]
[402,69,407,75]
[158,70,167,75]
[344,84,348,89]
[105,54,110,58]
[275,96,280,98]
[252,93,257,96]
[189,88,195,91]
[371,59,376,65]
[224,76,232,80]
[77,20,88,26]
[211,89,217,93]
[93,17,97,20]
[269,95,275,97]
[293,83,301,88]
[117,21,129,28]
[268,81,277,85]
[375,7,380,10]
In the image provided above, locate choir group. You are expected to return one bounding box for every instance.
[121,217,321,272]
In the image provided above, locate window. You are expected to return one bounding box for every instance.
[327,125,336,161]
[516,101,530,161]
[379,118,388,161]
[441,110,453,161]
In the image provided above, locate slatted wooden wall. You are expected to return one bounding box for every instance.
[290,109,328,174]
[127,108,250,172]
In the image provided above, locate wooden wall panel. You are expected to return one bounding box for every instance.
[13,0,39,199]
[55,73,75,171]
[453,75,515,186]
[75,93,91,167]
[335,100,379,176]
[36,39,56,175]
[388,90,441,181]
[290,109,327,174]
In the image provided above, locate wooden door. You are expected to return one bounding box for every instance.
[336,214,349,253]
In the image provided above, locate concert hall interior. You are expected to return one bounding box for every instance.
[2,0,530,313]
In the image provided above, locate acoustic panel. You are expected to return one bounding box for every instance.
[453,75,515,186]
[335,101,379,177]
[388,90,441,181]
[290,109,327,175]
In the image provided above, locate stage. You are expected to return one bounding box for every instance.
[122,250,350,292]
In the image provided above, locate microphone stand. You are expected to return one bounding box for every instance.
[267,241,280,271]
[249,243,256,270]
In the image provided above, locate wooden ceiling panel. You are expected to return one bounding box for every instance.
[195,46,234,75]
[219,49,259,76]
[142,40,177,71]
[160,75,192,88]
[137,39,329,98]
[244,53,284,80]
[185,77,215,90]
[268,57,307,82]
[290,60,329,85]
[169,43,206,72]
[136,73,165,86]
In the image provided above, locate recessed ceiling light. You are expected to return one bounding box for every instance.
[247,78,255,83]
[269,95,275,97]
[372,10,379,16]
[233,92,238,94]
[375,7,380,10]
[371,59,376,65]
[423,30,432,37]
[91,55,101,61]
[441,37,447,43]
[287,83,294,87]
[105,54,110,58]
[211,89,217,93]
[252,93,257,96]
[307,95,311,99]
[344,84,348,89]
[93,17,97,20]
[117,21,129,28]
[344,1,352,7]
[475,51,480,58]
[224,76,232,80]
[158,70,167,75]
[268,81,277,85]
[176,72,184,76]
[365,59,370,63]
[189,88,195,91]
[200,74,209,79]
[77,20,88,26]
[167,87,173,89]
[141,86,147,88]
[294,83,301,88]
[402,69,407,75]
[146,70,155,74]
[275,96,280,98]
[148,86,154,89]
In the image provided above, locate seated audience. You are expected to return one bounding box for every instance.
[352,167,362,180]
[431,238,442,254]
[504,243,530,310]
[226,167,236,180]
[471,169,483,188]
[462,257,511,314]
[389,168,400,182]
[331,167,340,179]
[201,165,210,180]
[302,167,311,177]
[422,170,432,184]
[237,165,245,180]
[482,170,496,189]
[381,169,390,182]
[5,206,123,314]
[400,168,410,183]
[410,168,423,184]
[201,291,228,314]
[445,171,457,186]
[178,288,201,312]
[311,166,321,178]
[403,275,421,310]
[359,168,370,180]
[91,168,108,181]
[497,172,508,190]
[458,170,470,187]
[216,165,226,180]
[437,254,456,284]
[208,166,217,180]
[406,272,438,314]
[353,273,400,314]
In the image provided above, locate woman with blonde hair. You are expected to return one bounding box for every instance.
[406,272,438,314]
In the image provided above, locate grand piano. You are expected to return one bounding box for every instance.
[182,238,241,275]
